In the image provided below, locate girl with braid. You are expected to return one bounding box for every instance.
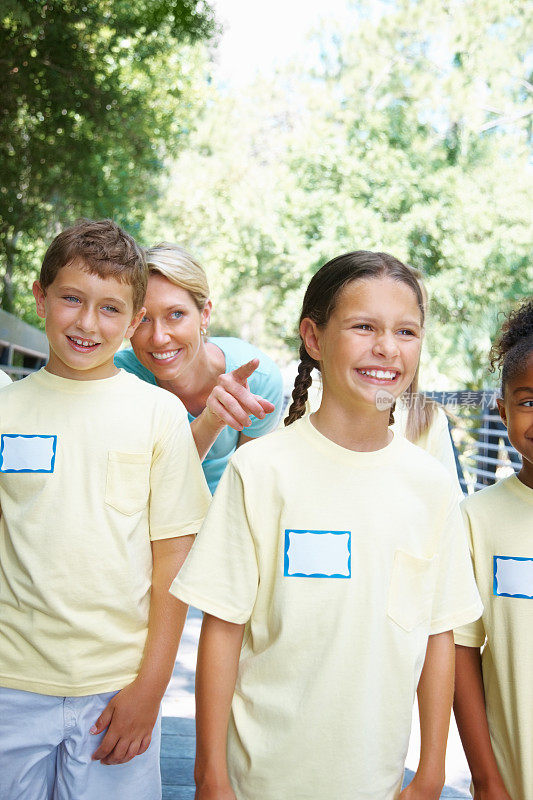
[454,298,533,800]
[303,277,463,486]
[171,251,482,800]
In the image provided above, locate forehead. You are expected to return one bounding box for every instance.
[53,260,134,304]
[145,272,196,307]
[507,352,533,392]
[333,276,421,320]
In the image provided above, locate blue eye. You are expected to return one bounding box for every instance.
[102,305,119,314]
[170,311,183,320]
[63,295,80,303]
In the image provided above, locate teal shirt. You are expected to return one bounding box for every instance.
[114,337,284,493]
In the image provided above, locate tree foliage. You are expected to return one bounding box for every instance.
[149,0,532,385]
[3,0,531,386]
[0,0,216,313]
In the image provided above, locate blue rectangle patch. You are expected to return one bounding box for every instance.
[284,529,351,578]
[493,555,533,599]
[0,434,57,473]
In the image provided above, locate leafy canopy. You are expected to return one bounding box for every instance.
[148,0,532,386]
[0,0,216,313]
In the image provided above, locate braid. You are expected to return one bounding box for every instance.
[285,345,316,426]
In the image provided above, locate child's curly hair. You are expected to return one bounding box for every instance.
[490,298,533,393]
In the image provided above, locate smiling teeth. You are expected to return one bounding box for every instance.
[71,337,97,347]
[360,369,397,379]
[152,350,179,360]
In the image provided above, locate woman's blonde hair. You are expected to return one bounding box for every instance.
[144,243,210,310]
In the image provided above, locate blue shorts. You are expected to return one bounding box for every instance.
[0,687,162,800]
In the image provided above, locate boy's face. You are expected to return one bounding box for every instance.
[33,260,145,381]
[497,353,533,488]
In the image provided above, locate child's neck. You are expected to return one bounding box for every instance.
[517,465,533,491]
[45,356,119,382]
[311,397,392,452]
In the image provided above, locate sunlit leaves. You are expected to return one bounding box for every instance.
[0,0,215,313]
[148,0,531,384]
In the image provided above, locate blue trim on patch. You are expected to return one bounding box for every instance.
[493,555,533,599]
[284,529,351,578]
[0,434,57,473]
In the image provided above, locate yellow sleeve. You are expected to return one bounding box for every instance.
[453,504,486,647]
[416,407,462,496]
[429,485,483,635]
[170,460,259,623]
[149,396,211,541]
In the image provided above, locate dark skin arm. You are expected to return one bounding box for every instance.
[454,645,512,799]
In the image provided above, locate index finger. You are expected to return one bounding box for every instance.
[231,358,260,385]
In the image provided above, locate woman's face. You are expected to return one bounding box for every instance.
[130,272,210,381]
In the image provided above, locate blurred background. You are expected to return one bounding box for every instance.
[2,0,532,386]
[2,4,532,792]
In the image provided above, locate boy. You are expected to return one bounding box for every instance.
[0,219,211,799]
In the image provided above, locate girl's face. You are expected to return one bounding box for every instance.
[130,272,210,381]
[497,353,533,486]
[302,276,423,414]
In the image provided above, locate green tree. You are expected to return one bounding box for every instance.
[142,78,307,359]
[141,0,533,385]
[291,0,533,385]
[0,0,216,314]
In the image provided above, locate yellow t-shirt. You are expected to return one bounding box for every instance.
[392,402,460,488]
[0,368,211,696]
[172,415,482,800]
[0,369,12,387]
[454,476,533,800]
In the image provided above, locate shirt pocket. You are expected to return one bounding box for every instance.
[105,451,151,516]
[387,549,437,632]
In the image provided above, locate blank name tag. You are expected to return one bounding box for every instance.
[493,555,533,599]
[0,434,57,473]
[284,529,351,578]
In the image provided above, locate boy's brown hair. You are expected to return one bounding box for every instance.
[40,219,147,313]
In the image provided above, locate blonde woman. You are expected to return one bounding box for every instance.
[115,244,283,492]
